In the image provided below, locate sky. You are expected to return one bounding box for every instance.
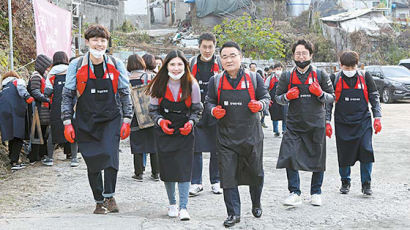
[124,0,148,15]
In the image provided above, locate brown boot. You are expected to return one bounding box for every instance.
[93,203,107,214]
[103,197,119,213]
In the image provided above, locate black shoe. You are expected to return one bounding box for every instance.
[252,206,262,218]
[362,181,372,196]
[274,132,280,137]
[150,173,159,181]
[132,174,143,181]
[223,215,240,228]
[261,123,268,128]
[340,179,351,194]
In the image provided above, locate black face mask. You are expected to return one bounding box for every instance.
[294,60,311,69]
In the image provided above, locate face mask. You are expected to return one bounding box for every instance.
[294,60,311,69]
[168,71,185,80]
[275,70,282,76]
[89,48,106,59]
[343,70,357,78]
[202,55,213,61]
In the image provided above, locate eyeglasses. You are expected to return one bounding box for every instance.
[294,51,310,57]
[221,53,240,60]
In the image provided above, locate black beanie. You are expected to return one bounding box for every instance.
[35,54,52,76]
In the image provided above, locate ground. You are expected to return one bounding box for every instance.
[0,103,409,230]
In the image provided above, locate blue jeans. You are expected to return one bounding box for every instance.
[191,151,220,184]
[272,120,286,134]
[286,168,324,195]
[339,162,372,184]
[223,181,263,216]
[164,182,190,209]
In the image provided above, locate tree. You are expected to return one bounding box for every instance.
[213,13,285,60]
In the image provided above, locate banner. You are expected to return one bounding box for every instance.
[33,0,72,58]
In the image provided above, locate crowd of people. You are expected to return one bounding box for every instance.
[0,24,382,228]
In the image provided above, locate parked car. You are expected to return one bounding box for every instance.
[399,59,410,70]
[365,65,410,103]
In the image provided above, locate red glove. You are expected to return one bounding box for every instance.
[248,100,262,113]
[26,97,34,104]
[120,122,131,140]
[326,123,332,138]
[212,105,226,119]
[286,87,300,100]
[179,121,192,136]
[160,119,174,135]
[309,81,323,97]
[64,124,75,143]
[269,100,273,107]
[374,118,381,134]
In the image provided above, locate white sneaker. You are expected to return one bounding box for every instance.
[167,204,178,217]
[311,194,322,206]
[211,183,223,194]
[189,184,203,197]
[179,208,190,221]
[283,193,302,206]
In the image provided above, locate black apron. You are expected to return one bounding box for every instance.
[130,78,156,154]
[217,73,264,189]
[50,74,67,144]
[276,70,326,172]
[334,77,374,167]
[0,81,27,141]
[268,76,285,121]
[155,91,194,182]
[194,59,217,153]
[74,57,121,172]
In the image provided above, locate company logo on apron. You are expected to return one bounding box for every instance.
[300,94,311,98]
[58,81,63,85]
[345,97,360,101]
[164,108,169,113]
[309,78,313,84]
[224,101,229,106]
[97,89,108,94]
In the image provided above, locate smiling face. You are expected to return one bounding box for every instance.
[167,57,185,75]
[199,40,216,60]
[293,44,313,62]
[220,47,242,73]
[86,37,108,52]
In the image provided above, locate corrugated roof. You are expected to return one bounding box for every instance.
[320,8,374,22]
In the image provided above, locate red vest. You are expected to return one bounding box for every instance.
[335,74,369,103]
[288,69,319,90]
[76,59,119,97]
[268,75,279,91]
[191,61,220,78]
[217,73,256,104]
[159,85,192,108]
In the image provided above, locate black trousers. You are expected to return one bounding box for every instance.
[133,153,159,176]
[87,167,118,203]
[28,125,48,162]
[8,138,24,164]
[223,178,264,216]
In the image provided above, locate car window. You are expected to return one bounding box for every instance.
[381,66,410,79]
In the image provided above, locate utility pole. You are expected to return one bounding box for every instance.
[8,0,14,70]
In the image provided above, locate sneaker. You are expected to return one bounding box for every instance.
[211,183,223,194]
[179,209,190,221]
[103,197,119,213]
[11,163,24,170]
[167,204,178,217]
[362,181,373,196]
[340,179,351,194]
[93,203,107,214]
[274,132,281,137]
[132,174,143,182]
[189,184,203,197]
[70,157,79,167]
[261,122,268,128]
[311,194,322,206]
[283,193,302,206]
[41,157,53,166]
[150,173,160,181]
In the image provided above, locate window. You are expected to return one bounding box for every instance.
[165,1,170,17]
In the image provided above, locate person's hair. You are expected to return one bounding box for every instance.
[264,67,269,72]
[84,24,110,40]
[199,33,216,46]
[220,41,241,54]
[257,69,263,76]
[127,54,146,72]
[155,55,163,64]
[146,50,194,100]
[273,63,284,69]
[339,51,359,67]
[249,63,257,68]
[1,71,20,82]
[52,51,69,67]
[291,39,314,55]
[269,65,275,70]
[142,53,156,71]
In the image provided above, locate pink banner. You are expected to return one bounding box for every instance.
[33,0,72,59]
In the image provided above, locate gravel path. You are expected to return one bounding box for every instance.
[1,103,409,230]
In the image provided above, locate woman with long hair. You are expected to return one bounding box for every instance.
[147,50,203,221]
